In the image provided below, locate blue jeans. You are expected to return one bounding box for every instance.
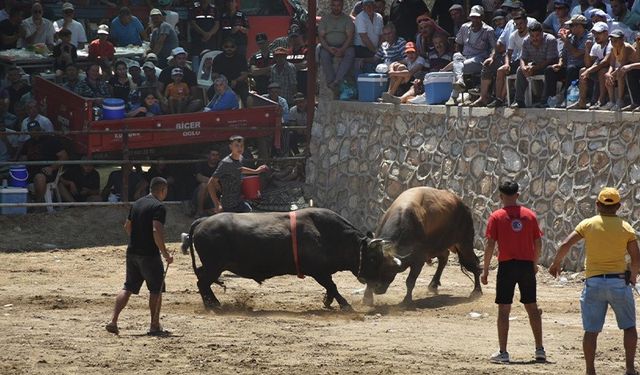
[580,277,636,332]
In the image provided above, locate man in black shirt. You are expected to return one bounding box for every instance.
[389,0,429,42]
[59,161,101,202]
[0,8,23,50]
[207,135,267,213]
[106,177,173,336]
[211,38,249,105]
[248,33,274,95]
[194,148,220,216]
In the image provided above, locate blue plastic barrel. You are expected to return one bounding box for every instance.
[102,98,126,120]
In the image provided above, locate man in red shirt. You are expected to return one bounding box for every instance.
[88,24,115,74]
[481,180,545,364]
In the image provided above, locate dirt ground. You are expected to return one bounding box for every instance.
[0,208,636,375]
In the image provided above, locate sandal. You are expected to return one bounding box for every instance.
[105,322,119,335]
[147,327,171,337]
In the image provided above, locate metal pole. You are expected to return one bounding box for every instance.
[305,0,317,158]
[122,125,130,203]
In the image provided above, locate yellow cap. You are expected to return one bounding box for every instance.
[597,187,621,205]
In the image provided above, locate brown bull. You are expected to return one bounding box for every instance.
[364,187,483,305]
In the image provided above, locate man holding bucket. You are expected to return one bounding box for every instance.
[207,135,268,213]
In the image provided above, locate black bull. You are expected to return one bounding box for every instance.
[364,187,483,305]
[181,208,401,310]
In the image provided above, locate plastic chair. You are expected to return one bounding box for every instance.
[506,74,541,107]
[197,50,222,89]
[43,166,63,212]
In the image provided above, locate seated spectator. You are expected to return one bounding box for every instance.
[149,8,179,68]
[18,122,68,205]
[455,5,496,78]
[165,67,189,114]
[88,24,115,74]
[249,33,274,95]
[52,28,77,76]
[101,163,148,202]
[353,0,383,58]
[415,17,448,57]
[84,63,110,102]
[285,25,309,94]
[19,2,55,49]
[513,21,559,108]
[63,64,95,98]
[571,0,591,17]
[110,7,146,47]
[496,2,537,55]
[0,97,17,132]
[447,3,466,39]
[53,2,87,49]
[542,14,593,107]
[605,29,638,110]
[17,100,52,144]
[0,123,16,177]
[584,0,614,19]
[544,0,572,36]
[158,47,202,112]
[618,35,640,110]
[0,8,23,50]
[318,0,355,95]
[144,158,177,200]
[128,62,144,86]
[193,148,220,217]
[285,92,307,155]
[430,0,462,36]
[425,33,453,72]
[568,22,612,109]
[127,91,163,117]
[368,23,406,66]
[262,82,289,120]
[351,0,388,24]
[139,61,166,109]
[492,10,507,40]
[108,60,137,104]
[205,75,239,111]
[610,0,640,30]
[270,47,297,105]
[219,0,250,58]
[485,12,530,107]
[5,67,30,115]
[58,160,101,203]
[144,53,163,77]
[382,42,426,101]
[211,39,249,105]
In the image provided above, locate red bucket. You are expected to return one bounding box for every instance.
[241,175,261,200]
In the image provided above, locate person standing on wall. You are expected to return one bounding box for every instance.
[549,187,639,375]
[481,180,546,364]
[106,177,174,336]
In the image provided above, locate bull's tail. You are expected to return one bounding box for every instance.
[182,217,207,273]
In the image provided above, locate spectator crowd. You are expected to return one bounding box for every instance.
[320,0,640,111]
[0,0,310,211]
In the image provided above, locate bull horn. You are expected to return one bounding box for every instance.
[393,257,402,267]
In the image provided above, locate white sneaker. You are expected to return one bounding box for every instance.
[490,350,510,363]
[602,101,615,110]
[408,93,426,104]
[535,347,546,362]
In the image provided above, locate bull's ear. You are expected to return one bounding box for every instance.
[366,231,374,238]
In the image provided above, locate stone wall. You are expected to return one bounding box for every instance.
[305,101,640,270]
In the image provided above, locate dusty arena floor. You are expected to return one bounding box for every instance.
[0,208,635,374]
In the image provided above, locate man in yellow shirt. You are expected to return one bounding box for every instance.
[549,187,640,375]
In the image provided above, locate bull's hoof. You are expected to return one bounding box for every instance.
[362,294,374,306]
[427,284,440,295]
[400,297,415,308]
[469,289,483,299]
[323,293,335,308]
[202,296,221,310]
[339,304,354,312]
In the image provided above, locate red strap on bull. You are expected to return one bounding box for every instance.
[289,211,304,279]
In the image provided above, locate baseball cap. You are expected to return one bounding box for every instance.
[554,0,570,8]
[62,2,74,11]
[229,135,244,142]
[597,187,620,205]
[97,24,109,35]
[171,47,187,56]
[469,5,484,17]
[27,121,41,131]
[501,0,523,9]
[493,10,507,21]
[589,8,610,20]
[142,61,156,70]
[150,8,163,16]
[128,61,140,70]
[171,67,183,76]
[609,29,625,39]
[565,14,587,25]
[592,21,609,33]
[255,32,268,43]
[448,4,463,12]
[145,53,158,61]
[404,41,416,53]
[273,47,289,56]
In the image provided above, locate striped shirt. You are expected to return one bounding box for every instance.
[520,33,559,66]
[375,37,407,63]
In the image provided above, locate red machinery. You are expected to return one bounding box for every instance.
[34,76,282,158]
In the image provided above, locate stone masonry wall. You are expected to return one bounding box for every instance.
[305,101,640,271]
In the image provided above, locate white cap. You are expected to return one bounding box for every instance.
[150,8,163,16]
[62,2,74,11]
[469,5,484,17]
[142,61,156,70]
[171,47,187,57]
[97,24,109,35]
[592,21,609,33]
[171,67,183,76]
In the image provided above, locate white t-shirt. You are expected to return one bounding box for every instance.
[507,29,527,61]
[354,11,383,48]
[149,10,180,34]
[18,114,54,143]
[53,19,87,47]
[590,41,612,63]
[497,17,537,48]
[19,17,55,47]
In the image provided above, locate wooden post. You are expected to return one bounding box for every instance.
[304,0,317,157]
[122,126,130,203]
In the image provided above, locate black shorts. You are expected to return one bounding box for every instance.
[124,254,165,294]
[495,259,536,305]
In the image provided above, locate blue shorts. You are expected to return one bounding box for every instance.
[580,277,636,332]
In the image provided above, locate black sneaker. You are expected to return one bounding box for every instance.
[487,98,504,108]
